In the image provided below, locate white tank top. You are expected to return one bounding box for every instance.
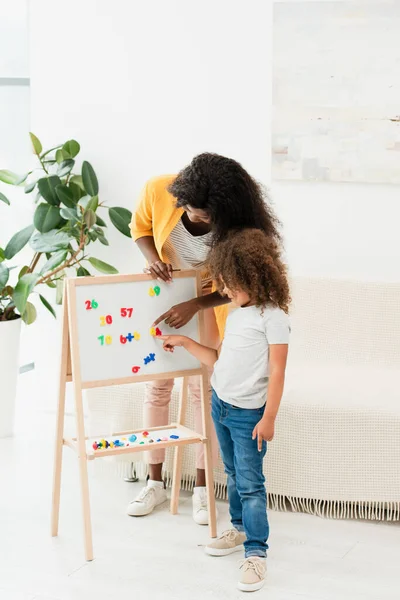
[163,218,212,290]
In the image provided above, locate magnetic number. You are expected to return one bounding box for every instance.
[132,366,140,374]
[121,308,133,318]
[121,333,134,344]
[98,335,112,345]
[100,315,113,326]
[85,299,98,310]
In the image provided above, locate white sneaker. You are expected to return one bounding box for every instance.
[126,480,167,517]
[238,557,267,592]
[205,528,246,556]
[192,486,212,525]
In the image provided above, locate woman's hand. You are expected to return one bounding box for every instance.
[158,335,188,353]
[252,416,275,451]
[143,260,173,283]
[153,298,200,329]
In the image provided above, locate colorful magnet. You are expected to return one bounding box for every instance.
[129,434,137,443]
[92,442,98,450]
[155,327,162,336]
[148,287,155,297]
[150,327,156,337]
[133,331,140,341]
[170,435,179,440]
[154,286,160,296]
[132,366,140,374]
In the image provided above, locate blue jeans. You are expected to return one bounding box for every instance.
[212,389,269,558]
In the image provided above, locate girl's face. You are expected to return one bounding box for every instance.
[221,279,251,307]
[184,205,211,224]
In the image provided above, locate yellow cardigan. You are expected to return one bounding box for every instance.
[130,174,228,338]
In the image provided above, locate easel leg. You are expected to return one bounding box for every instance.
[51,291,69,537]
[74,386,94,561]
[170,377,189,515]
[200,368,217,538]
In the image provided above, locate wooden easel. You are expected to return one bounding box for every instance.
[51,274,217,561]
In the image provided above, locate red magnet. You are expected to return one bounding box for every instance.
[142,431,149,437]
[155,327,162,336]
[92,442,98,450]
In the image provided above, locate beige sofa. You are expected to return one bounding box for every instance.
[87,277,400,521]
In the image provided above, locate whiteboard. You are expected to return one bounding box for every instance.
[70,272,201,384]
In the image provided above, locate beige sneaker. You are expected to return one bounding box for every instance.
[205,528,246,556]
[238,557,267,592]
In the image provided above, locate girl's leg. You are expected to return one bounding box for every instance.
[227,406,269,558]
[143,378,174,480]
[211,391,242,529]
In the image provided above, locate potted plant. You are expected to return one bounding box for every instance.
[0,133,132,437]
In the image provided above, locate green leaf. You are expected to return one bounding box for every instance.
[60,207,79,222]
[29,132,42,155]
[62,140,80,159]
[88,257,118,274]
[15,173,30,185]
[34,203,63,233]
[82,161,99,196]
[37,176,62,205]
[40,145,63,160]
[95,214,107,227]
[0,263,9,290]
[77,266,91,277]
[55,184,76,208]
[0,248,5,262]
[30,230,71,253]
[57,159,75,178]
[18,266,29,279]
[46,280,56,288]
[55,148,65,164]
[4,224,35,259]
[78,195,91,210]
[86,195,98,212]
[97,231,109,246]
[69,181,85,203]
[24,181,37,194]
[40,249,68,275]
[70,174,84,190]
[108,207,132,238]
[0,170,22,185]
[84,208,96,230]
[39,294,56,318]
[13,273,39,315]
[1,284,13,298]
[22,301,37,325]
[56,279,64,304]
[0,191,10,205]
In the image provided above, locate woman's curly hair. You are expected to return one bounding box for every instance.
[168,153,282,247]
[209,229,291,314]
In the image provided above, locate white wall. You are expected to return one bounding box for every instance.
[29,0,273,276]
[28,0,273,406]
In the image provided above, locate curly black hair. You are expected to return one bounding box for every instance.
[168,153,282,246]
[209,229,291,313]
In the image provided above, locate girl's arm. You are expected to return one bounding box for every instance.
[158,335,218,368]
[252,344,288,450]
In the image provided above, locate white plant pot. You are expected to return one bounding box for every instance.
[0,317,21,438]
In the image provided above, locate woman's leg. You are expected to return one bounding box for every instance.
[143,378,174,480]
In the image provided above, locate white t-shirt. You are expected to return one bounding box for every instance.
[211,305,290,409]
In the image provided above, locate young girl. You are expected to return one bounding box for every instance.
[159,229,290,592]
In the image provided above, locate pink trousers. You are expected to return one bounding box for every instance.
[144,306,220,468]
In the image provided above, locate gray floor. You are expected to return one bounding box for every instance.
[1,371,399,599]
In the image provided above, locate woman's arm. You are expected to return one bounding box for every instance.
[252,344,288,450]
[136,236,173,282]
[153,291,230,328]
[158,335,218,368]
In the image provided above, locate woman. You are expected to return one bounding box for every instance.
[128,153,281,524]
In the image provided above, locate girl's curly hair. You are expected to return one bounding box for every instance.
[168,153,282,247]
[209,229,291,314]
